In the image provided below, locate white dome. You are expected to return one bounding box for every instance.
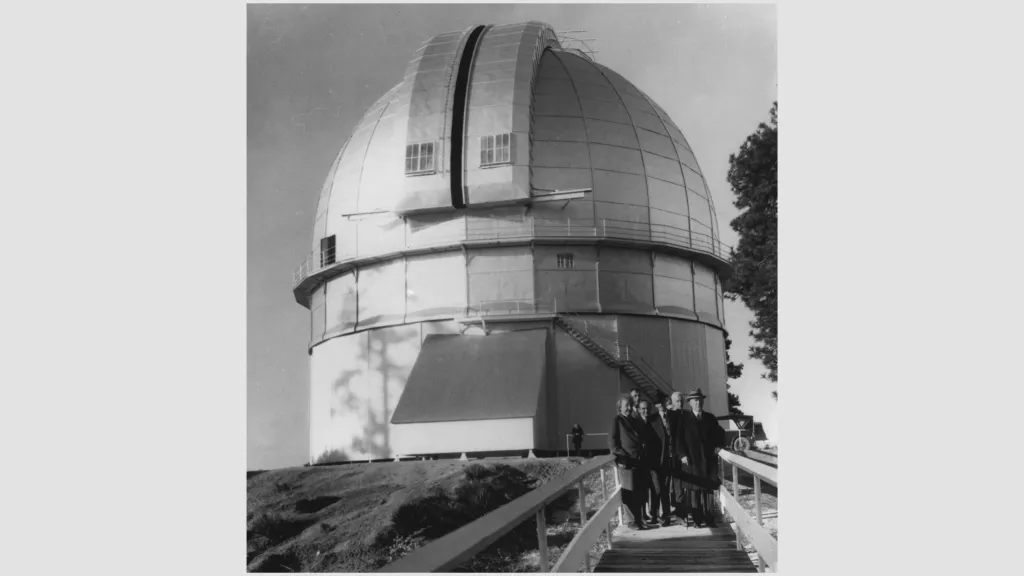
[303,21,724,276]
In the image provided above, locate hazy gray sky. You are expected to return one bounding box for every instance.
[248,3,777,470]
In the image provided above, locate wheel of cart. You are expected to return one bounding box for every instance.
[732,436,752,452]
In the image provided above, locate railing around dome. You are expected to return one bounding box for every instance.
[293,216,731,287]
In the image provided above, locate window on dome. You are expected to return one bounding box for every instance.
[405,142,435,175]
[480,133,512,166]
[320,235,336,267]
[556,253,575,269]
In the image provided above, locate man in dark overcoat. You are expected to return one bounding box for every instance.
[645,399,676,526]
[571,423,584,456]
[667,391,686,518]
[677,388,727,527]
[609,395,650,530]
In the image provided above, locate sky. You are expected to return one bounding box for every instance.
[248,3,778,471]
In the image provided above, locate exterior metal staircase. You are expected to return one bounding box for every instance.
[553,316,674,402]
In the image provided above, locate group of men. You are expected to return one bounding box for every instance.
[608,387,727,530]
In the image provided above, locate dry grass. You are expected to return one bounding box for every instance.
[246,457,620,573]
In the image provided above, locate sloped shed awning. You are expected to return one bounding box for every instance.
[390,329,548,424]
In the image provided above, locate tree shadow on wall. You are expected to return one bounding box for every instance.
[329,318,419,461]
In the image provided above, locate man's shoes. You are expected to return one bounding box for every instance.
[660,518,673,527]
[626,522,650,531]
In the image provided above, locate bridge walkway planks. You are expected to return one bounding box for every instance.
[594,511,757,573]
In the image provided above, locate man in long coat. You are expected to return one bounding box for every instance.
[677,388,727,527]
[646,399,676,526]
[667,391,686,518]
[571,423,584,456]
[609,395,650,530]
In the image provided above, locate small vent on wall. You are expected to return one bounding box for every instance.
[556,253,575,269]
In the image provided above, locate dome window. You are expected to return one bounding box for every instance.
[480,133,512,167]
[319,235,336,267]
[405,142,436,175]
[556,253,575,269]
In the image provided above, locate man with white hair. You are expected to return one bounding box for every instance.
[609,395,650,530]
[670,391,684,411]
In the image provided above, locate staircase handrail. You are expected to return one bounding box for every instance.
[553,315,673,400]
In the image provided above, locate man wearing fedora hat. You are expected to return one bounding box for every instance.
[677,388,727,527]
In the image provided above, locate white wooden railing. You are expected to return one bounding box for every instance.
[378,454,621,573]
[718,449,778,572]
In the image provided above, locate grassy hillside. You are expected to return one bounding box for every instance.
[246,458,616,572]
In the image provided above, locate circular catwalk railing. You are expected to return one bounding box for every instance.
[294,216,731,287]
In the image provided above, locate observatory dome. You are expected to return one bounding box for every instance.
[296,21,734,464]
[302,21,725,272]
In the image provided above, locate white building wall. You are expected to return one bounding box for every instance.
[392,418,535,455]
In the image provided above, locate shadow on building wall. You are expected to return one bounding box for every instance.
[320,314,420,463]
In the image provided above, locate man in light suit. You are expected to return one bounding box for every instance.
[609,395,650,530]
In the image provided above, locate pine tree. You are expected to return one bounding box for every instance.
[725,102,778,394]
[726,337,745,415]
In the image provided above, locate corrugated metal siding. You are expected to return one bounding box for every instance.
[653,253,697,318]
[356,259,406,330]
[617,315,673,389]
[669,318,709,394]
[467,246,534,313]
[704,325,728,417]
[323,271,357,339]
[309,283,326,346]
[599,247,654,314]
[309,331,371,461]
[534,245,599,312]
[366,325,421,451]
[405,252,467,321]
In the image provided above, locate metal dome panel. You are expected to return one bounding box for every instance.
[298,21,730,307]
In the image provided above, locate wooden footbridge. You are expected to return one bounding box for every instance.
[379,450,778,573]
